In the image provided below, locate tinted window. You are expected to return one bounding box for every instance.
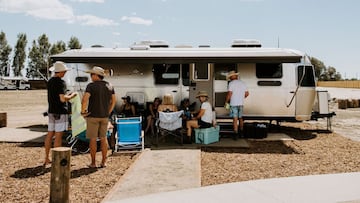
[256,63,282,78]
[194,63,209,80]
[153,64,180,85]
[257,81,282,86]
[298,66,315,87]
[182,64,190,86]
[214,63,236,80]
[75,76,89,82]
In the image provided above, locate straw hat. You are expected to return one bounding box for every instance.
[196,90,209,98]
[49,61,69,72]
[226,70,239,80]
[85,66,105,76]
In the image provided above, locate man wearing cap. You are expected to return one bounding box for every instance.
[44,61,77,166]
[186,91,213,143]
[225,71,249,140]
[81,66,116,168]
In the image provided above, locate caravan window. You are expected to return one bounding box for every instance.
[75,76,89,82]
[298,66,315,87]
[214,63,237,80]
[256,63,283,78]
[193,63,210,81]
[182,64,190,86]
[153,64,180,85]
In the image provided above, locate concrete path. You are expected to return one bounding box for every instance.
[0,127,46,143]
[107,172,360,203]
[102,149,201,202]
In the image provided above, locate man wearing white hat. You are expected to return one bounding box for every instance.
[225,70,249,140]
[81,66,116,168]
[44,61,77,166]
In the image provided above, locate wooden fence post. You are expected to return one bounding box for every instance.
[0,112,6,127]
[50,147,71,203]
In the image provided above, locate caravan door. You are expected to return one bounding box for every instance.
[189,63,214,110]
[295,65,316,120]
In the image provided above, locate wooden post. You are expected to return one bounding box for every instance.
[50,147,71,203]
[0,112,6,127]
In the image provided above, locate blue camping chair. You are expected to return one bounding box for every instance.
[115,116,144,152]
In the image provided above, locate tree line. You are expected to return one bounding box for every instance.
[0,31,346,81]
[0,31,81,79]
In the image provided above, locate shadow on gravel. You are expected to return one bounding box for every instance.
[202,140,299,154]
[11,165,98,179]
[19,124,47,132]
[11,165,51,178]
[269,124,318,140]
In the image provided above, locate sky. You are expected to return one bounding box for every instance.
[0,0,359,79]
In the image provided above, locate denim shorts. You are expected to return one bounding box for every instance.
[230,105,244,118]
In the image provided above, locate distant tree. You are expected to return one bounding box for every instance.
[328,66,342,81]
[12,33,27,76]
[310,56,342,81]
[27,34,51,79]
[68,36,82,49]
[27,40,41,78]
[0,31,12,76]
[50,40,66,55]
[310,57,326,79]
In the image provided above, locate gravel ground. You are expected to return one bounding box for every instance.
[1,89,360,202]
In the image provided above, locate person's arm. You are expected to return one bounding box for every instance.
[59,92,77,103]
[193,108,205,120]
[245,91,249,98]
[225,91,232,104]
[131,104,136,115]
[149,104,156,117]
[81,92,91,116]
[109,94,116,115]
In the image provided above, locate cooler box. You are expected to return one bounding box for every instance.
[244,122,268,139]
[195,125,220,144]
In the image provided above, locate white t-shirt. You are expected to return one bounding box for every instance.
[228,79,248,106]
[200,101,213,123]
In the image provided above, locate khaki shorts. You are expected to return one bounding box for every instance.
[86,117,108,139]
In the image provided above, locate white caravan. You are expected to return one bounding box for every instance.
[0,76,31,90]
[51,40,316,122]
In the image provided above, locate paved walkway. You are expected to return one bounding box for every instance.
[102,149,201,202]
[109,172,360,203]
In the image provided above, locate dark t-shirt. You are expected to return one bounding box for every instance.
[47,77,68,114]
[86,80,115,118]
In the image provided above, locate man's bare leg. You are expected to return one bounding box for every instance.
[44,131,54,165]
[100,137,108,167]
[89,138,97,168]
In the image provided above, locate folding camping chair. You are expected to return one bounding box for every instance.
[155,110,184,146]
[114,116,144,153]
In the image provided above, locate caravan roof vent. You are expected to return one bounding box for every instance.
[130,44,150,50]
[199,45,210,48]
[136,40,169,48]
[231,39,261,48]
